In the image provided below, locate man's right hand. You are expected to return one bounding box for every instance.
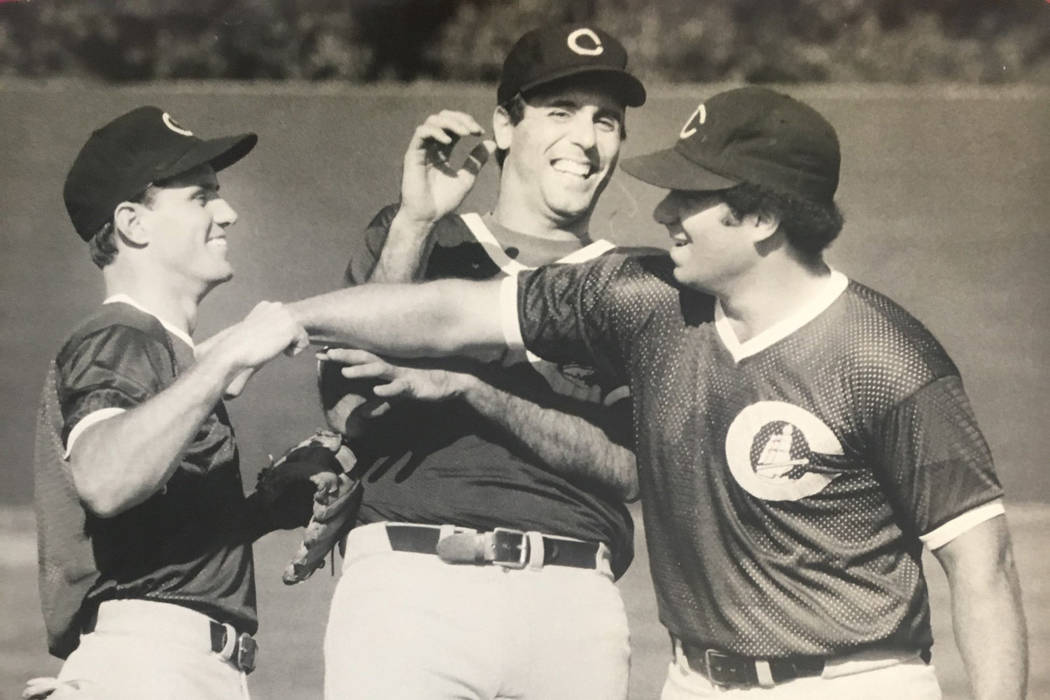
[397,110,497,228]
[200,302,308,395]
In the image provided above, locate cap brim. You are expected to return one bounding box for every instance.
[621,146,740,191]
[156,132,258,182]
[520,67,646,107]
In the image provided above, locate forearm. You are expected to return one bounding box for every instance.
[459,376,638,501]
[947,553,1028,699]
[369,211,437,283]
[290,279,506,358]
[935,517,1029,700]
[71,351,242,517]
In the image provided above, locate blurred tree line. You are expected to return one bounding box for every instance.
[1,0,1047,83]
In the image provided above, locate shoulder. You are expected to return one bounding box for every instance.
[56,303,172,377]
[835,280,959,392]
[592,248,687,297]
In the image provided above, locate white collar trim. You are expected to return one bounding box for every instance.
[715,270,848,362]
[459,212,613,275]
[103,294,195,350]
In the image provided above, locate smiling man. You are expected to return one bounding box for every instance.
[292,86,1027,700]
[29,106,309,700]
[314,23,646,700]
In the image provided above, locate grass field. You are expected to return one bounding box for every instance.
[1,502,1046,700]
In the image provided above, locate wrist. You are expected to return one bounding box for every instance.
[196,335,249,384]
[454,372,491,406]
[391,208,439,236]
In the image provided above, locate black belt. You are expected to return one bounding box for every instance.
[210,620,258,674]
[675,637,825,688]
[384,524,602,570]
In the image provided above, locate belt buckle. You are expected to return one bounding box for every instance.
[704,648,752,688]
[490,527,528,569]
[236,633,258,674]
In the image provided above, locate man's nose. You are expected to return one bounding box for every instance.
[567,113,597,150]
[209,198,238,227]
[653,193,678,224]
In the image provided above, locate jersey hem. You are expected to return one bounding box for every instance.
[64,407,126,458]
[920,499,1005,550]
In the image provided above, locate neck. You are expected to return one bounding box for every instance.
[492,192,591,244]
[102,264,204,335]
[717,257,831,343]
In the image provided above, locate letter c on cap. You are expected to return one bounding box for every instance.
[162,112,194,137]
[567,28,603,56]
[679,104,707,139]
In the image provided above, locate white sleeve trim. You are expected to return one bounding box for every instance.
[921,499,1006,550]
[499,276,525,350]
[64,408,126,459]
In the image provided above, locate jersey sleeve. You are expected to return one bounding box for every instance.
[343,204,400,286]
[510,252,645,381]
[876,374,1004,546]
[56,324,176,452]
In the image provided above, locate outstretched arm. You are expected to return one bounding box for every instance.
[462,377,638,501]
[292,278,506,359]
[323,349,638,500]
[932,514,1028,700]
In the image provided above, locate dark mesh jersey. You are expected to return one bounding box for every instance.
[55,300,258,633]
[324,205,638,577]
[509,253,1003,656]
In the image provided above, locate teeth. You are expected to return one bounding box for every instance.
[552,160,591,177]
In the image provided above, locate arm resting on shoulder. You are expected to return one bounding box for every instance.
[931,514,1028,700]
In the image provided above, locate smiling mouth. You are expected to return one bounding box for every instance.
[551,159,595,178]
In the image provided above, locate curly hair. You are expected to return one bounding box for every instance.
[719,183,844,257]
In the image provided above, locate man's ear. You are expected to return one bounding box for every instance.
[112,201,149,249]
[492,105,514,151]
[744,211,781,245]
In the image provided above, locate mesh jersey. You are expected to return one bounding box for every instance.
[54,301,258,633]
[322,204,636,576]
[513,253,1002,656]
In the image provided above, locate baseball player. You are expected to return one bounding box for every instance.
[27,106,313,700]
[292,87,1027,699]
[313,23,647,700]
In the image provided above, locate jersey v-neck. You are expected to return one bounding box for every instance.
[460,212,615,273]
[713,271,849,363]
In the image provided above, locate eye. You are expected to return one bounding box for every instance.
[596,117,619,133]
[548,109,572,121]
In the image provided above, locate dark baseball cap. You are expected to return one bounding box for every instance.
[63,106,257,240]
[622,87,840,203]
[497,23,646,107]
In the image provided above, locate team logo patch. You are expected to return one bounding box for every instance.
[567,28,603,57]
[724,401,843,501]
[162,112,194,137]
[679,103,707,140]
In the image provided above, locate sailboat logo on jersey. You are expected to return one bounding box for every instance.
[725,401,844,501]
